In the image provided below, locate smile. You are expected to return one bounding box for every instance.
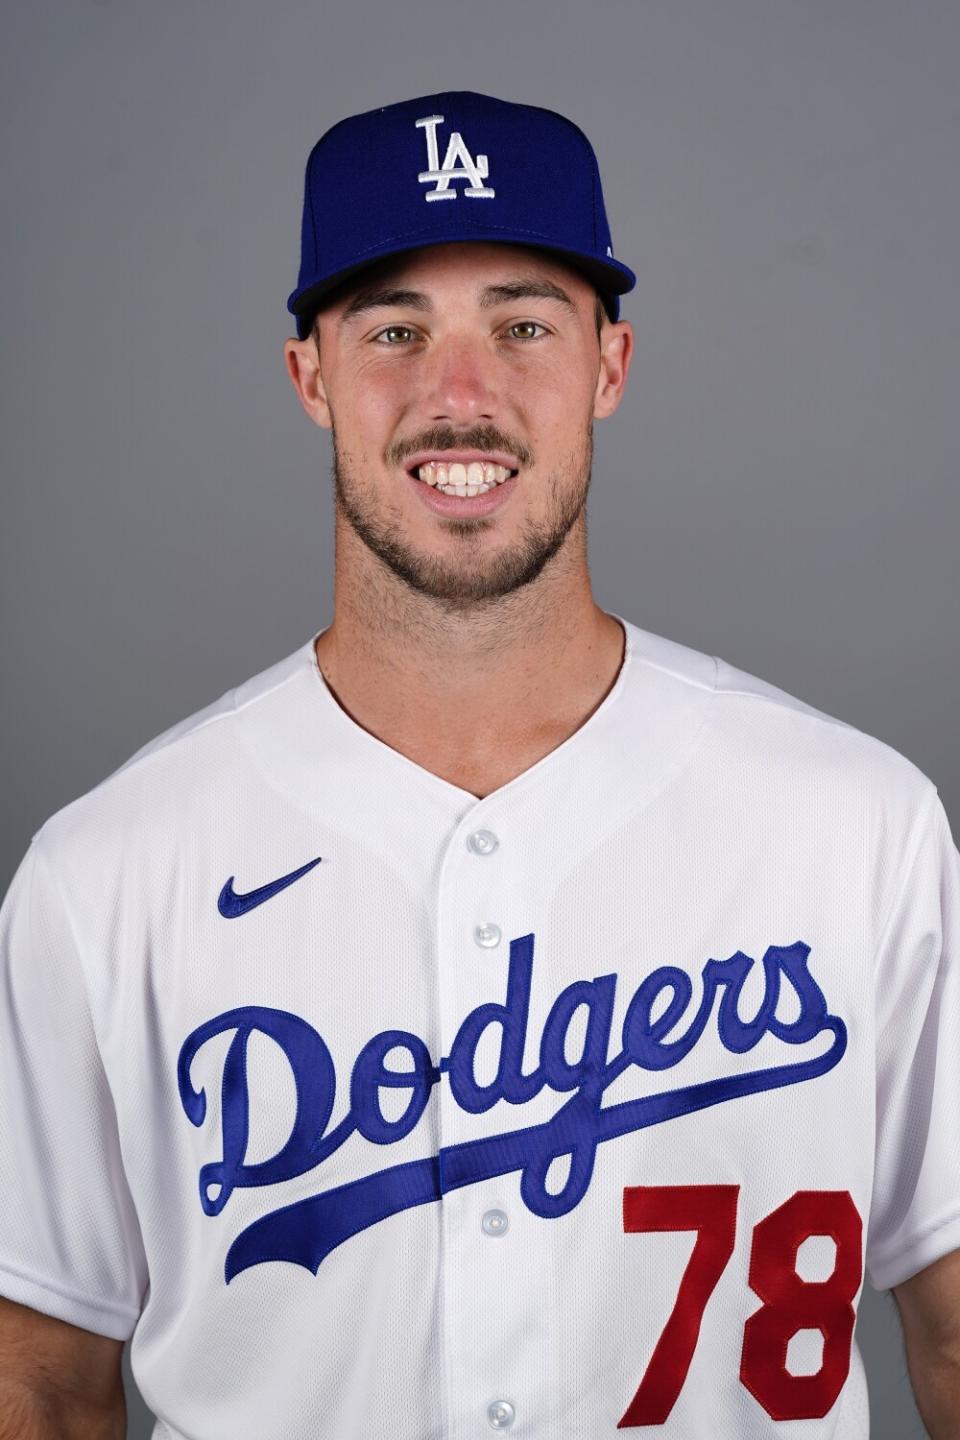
[414,460,515,496]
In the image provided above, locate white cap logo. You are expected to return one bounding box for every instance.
[415,115,495,201]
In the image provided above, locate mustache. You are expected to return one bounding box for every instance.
[386,424,533,469]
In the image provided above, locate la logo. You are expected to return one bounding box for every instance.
[415,114,495,202]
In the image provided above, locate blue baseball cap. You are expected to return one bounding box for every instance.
[286,90,636,339]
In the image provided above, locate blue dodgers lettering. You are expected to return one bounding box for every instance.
[176,934,847,1282]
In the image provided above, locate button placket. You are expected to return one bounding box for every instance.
[469,827,516,1431]
[472,870,509,1292]
[439,816,538,1433]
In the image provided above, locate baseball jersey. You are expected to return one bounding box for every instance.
[1,612,959,1439]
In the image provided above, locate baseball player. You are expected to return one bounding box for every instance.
[1,90,959,1440]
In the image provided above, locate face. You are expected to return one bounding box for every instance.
[283,242,633,606]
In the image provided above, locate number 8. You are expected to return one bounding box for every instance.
[741,1190,862,1419]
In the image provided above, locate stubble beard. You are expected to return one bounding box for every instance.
[329,426,594,608]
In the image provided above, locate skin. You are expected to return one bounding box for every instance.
[0,1294,125,1435]
[283,241,633,799]
[891,1252,960,1437]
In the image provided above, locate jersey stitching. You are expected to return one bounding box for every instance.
[713,678,857,730]
[0,1256,141,1325]
[548,707,715,896]
[32,835,115,1061]
[630,651,718,694]
[869,1204,960,1288]
[29,837,151,1317]
[46,650,313,810]
[870,784,941,983]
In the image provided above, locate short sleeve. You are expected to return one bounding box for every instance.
[865,787,960,1292]
[0,836,148,1339]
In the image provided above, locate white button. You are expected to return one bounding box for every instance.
[482,1209,509,1237]
[487,1399,515,1430]
[474,922,502,948]
[467,829,499,856]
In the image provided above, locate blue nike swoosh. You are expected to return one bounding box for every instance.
[218,856,323,918]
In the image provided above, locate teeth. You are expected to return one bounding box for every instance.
[415,460,514,493]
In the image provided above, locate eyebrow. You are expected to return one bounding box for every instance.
[339,287,433,324]
[338,276,578,325]
[478,279,577,314]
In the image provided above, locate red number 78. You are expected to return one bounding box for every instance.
[618,1185,862,1426]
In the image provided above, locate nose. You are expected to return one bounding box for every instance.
[422,333,497,424]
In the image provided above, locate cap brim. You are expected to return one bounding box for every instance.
[287,235,636,338]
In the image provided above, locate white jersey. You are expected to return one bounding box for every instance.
[2,613,959,1439]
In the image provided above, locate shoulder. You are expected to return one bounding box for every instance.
[618,615,938,822]
[32,636,318,875]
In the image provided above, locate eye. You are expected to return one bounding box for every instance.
[373,324,420,345]
[504,320,548,341]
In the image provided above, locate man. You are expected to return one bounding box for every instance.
[0,90,958,1439]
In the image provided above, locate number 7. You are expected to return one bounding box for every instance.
[618,1185,739,1427]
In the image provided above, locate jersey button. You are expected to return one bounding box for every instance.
[487,1400,515,1430]
[482,1209,509,1237]
[474,922,502,948]
[467,828,499,856]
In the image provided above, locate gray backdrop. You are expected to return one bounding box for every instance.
[2,2,958,1435]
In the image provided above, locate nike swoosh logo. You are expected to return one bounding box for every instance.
[218,856,323,918]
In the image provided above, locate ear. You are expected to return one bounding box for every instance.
[283,331,332,430]
[593,319,633,420]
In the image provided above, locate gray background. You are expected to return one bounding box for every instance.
[2,1,957,1434]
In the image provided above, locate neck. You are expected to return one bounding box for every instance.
[314,514,626,775]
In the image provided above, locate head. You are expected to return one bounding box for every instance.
[284,240,632,607]
[283,91,636,609]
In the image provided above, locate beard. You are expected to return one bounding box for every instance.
[329,421,594,606]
